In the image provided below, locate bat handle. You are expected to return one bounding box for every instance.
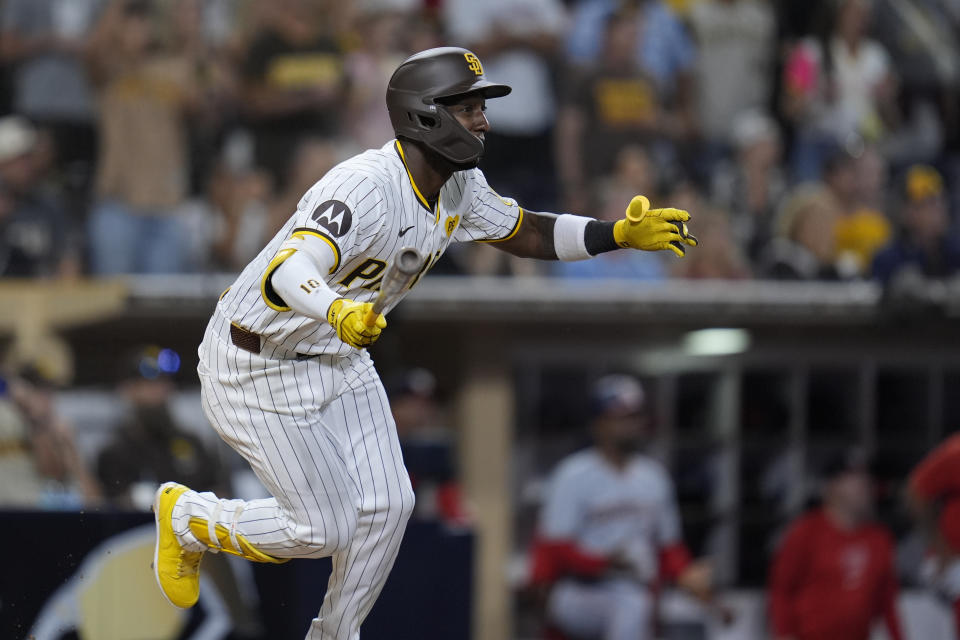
[364,308,380,327]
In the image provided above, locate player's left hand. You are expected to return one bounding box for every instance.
[327,298,387,349]
[613,195,698,257]
[676,559,735,625]
[677,558,714,597]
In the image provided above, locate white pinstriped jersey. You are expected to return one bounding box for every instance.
[218,139,523,357]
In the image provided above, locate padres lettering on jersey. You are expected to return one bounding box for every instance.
[219,139,523,356]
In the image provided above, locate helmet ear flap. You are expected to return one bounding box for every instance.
[417,103,484,167]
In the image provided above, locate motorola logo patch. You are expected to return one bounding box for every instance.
[311,200,353,238]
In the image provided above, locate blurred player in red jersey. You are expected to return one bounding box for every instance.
[769,449,904,640]
[908,432,960,634]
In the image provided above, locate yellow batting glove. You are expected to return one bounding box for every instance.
[326,298,386,349]
[613,195,698,257]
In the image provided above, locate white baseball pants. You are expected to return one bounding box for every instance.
[172,309,415,640]
[548,579,654,640]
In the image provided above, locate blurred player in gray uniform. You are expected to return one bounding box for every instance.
[531,375,725,640]
[151,48,698,640]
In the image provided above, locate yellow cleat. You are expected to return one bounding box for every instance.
[152,482,204,609]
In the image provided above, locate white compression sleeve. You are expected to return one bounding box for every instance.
[553,213,593,261]
[271,236,341,320]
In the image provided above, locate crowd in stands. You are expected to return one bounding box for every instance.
[0,0,957,285]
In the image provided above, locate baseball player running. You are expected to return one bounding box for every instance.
[152,47,697,640]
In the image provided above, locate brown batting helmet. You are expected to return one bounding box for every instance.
[386,47,511,167]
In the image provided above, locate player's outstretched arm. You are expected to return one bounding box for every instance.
[492,195,697,261]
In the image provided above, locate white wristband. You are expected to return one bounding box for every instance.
[554,214,593,261]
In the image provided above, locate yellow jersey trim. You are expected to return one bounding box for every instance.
[477,207,524,243]
[291,227,341,273]
[394,140,440,223]
[219,287,231,301]
[260,248,296,312]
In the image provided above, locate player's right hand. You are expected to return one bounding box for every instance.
[613,195,698,257]
[326,298,386,349]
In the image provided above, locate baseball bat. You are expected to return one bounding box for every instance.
[364,246,424,326]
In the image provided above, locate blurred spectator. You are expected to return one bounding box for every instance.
[604,144,660,200]
[530,375,727,639]
[0,116,79,278]
[671,206,752,279]
[871,0,960,162]
[0,334,94,508]
[265,136,341,237]
[663,177,704,217]
[824,149,892,274]
[566,0,696,97]
[872,164,960,284]
[187,0,252,54]
[6,367,101,509]
[405,10,444,55]
[663,178,751,278]
[758,184,853,280]
[344,8,409,151]
[781,0,899,182]
[205,163,272,272]
[769,449,904,640]
[556,9,674,212]
[855,144,889,211]
[444,0,566,210]
[0,371,100,509]
[388,368,469,526]
[240,0,348,187]
[178,132,273,272]
[555,147,667,280]
[97,346,225,509]
[687,0,775,152]
[85,0,202,275]
[168,0,246,194]
[0,0,103,196]
[871,0,960,95]
[711,111,787,260]
[907,433,960,636]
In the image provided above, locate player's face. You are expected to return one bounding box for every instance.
[910,196,948,243]
[830,470,874,522]
[123,377,174,409]
[595,411,651,454]
[445,96,489,141]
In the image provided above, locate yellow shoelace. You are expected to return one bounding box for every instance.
[177,550,202,577]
